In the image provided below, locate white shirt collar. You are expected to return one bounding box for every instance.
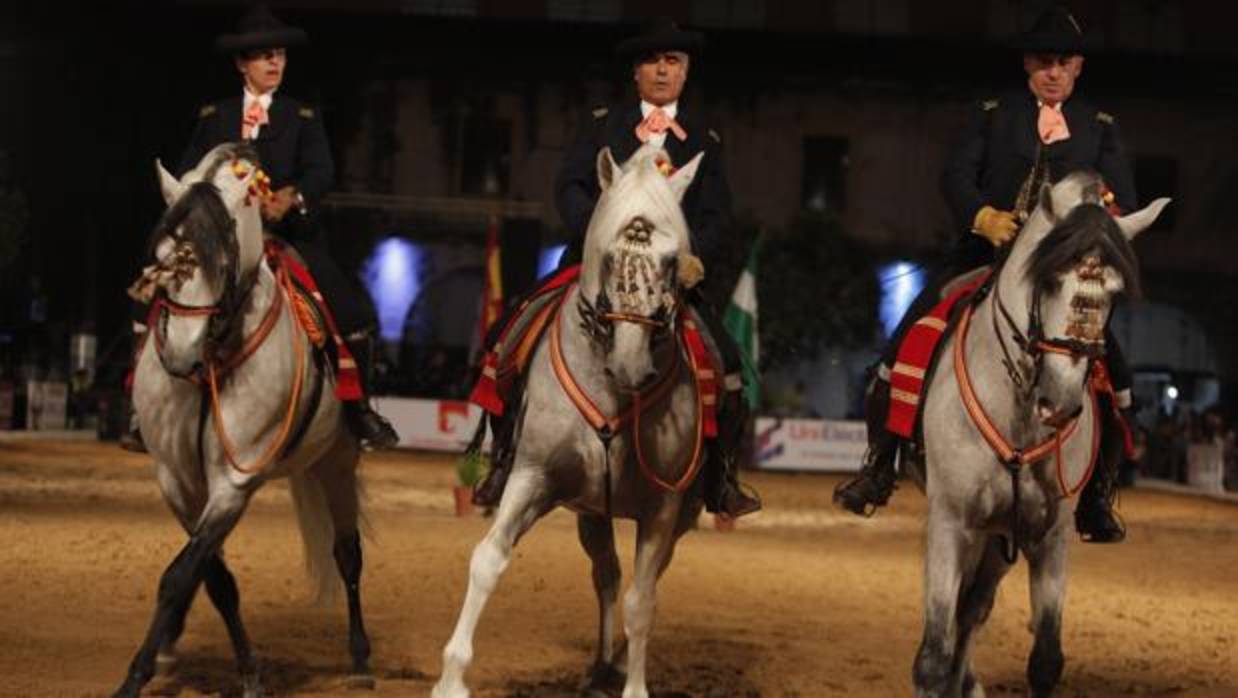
[640,100,678,119]
[244,88,274,110]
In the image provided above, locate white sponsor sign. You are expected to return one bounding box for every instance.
[25,381,68,431]
[373,397,491,452]
[754,417,867,473]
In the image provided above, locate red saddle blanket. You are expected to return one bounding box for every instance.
[469,264,718,437]
[264,241,363,402]
[886,270,991,438]
[885,267,1134,459]
[469,265,582,417]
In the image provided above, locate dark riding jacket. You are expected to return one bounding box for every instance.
[554,101,733,267]
[175,93,377,334]
[178,93,333,245]
[941,90,1137,270]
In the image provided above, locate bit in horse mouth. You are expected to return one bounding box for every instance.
[1036,398,1077,428]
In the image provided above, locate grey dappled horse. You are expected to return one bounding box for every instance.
[908,172,1169,697]
[113,144,372,697]
[432,143,710,698]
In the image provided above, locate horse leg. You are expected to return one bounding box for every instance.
[313,441,375,686]
[201,553,262,698]
[112,494,249,698]
[578,513,624,692]
[913,511,973,698]
[152,463,207,677]
[1025,519,1070,698]
[954,536,1013,698]
[622,501,683,698]
[155,578,202,676]
[432,468,550,698]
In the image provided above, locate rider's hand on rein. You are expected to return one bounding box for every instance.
[972,205,1019,247]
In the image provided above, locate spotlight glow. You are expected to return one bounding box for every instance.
[362,237,424,342]
[878,262,925,338]
[538,244,567,279]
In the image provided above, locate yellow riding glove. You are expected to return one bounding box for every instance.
[972,206,1019,247]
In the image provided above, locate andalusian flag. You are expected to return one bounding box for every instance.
[479,215,503,338]
[723,240,761,409]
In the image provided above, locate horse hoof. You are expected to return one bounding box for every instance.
[430,680,469,698]
[582,661,625,692]
[242,672,264,698]
[155,651,178,677]
[345,672,377,690]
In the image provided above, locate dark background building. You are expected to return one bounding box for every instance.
[3,0,1237,421]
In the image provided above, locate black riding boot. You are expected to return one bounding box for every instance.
[833,374,901,516]
[343,331,399,450]
[703,394,762,518]
[119,328,148,453]
[471,405,518,507]
[119,402,147,453]
[1075,406,1128,543]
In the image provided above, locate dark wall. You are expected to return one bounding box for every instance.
[4,1,1237,376]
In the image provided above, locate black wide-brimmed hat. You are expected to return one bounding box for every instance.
[215,4,308,54]
[615,17,705,61]
[1011,5,1091,55]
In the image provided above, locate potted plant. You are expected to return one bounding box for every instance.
[453,451,488,517]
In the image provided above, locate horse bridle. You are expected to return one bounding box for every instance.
[989,254,1107,399]
[577,288,678,354]
[152,221,260,377]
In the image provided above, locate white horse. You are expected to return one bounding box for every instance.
[433,143,710,698]
[113,143,373,698]
[909,172,1169,697]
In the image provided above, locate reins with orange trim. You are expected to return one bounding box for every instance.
[954,303,1101,562]
[154,262,309,476]
[549,284,706,499]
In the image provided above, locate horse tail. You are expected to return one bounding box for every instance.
[289,469,341,604]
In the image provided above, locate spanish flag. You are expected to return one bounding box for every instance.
[479,215,503,341]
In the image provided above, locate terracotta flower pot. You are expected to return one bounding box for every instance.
[453,485,475,517]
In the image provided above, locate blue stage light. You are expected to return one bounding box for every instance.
[362,237,424,342]
[538,244,567,279]
[878,262,925,338]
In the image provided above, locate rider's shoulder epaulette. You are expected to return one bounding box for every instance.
[981,98,1000,112]
[708,128,722,144]
[198,103,217,119]
[592,106,609,119]
[298,106,317,119]
[1096,111,1114,125]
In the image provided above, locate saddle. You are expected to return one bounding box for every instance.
[887,267,993,440]
[886,264,1133,463]
[470,265,582,416]
[264,240,362,402]
[468,264,720,439]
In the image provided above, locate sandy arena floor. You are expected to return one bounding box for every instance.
[0,439,1235,697]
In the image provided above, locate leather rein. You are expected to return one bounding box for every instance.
[955,269,1103,563]
[151,260,310,475]
[550,283,706,497]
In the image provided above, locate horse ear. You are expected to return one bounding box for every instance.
[1038,182,1057,223]
[596,147,621,192]
[1116,198,1171,241]
[667,152,704,202]
[155,159,185,206]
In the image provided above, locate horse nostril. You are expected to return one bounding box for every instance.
[639,371,659,389]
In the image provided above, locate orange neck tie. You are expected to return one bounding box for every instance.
[1038,103,1070,144]
[635,107,687,143]
[242,99,269,140]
